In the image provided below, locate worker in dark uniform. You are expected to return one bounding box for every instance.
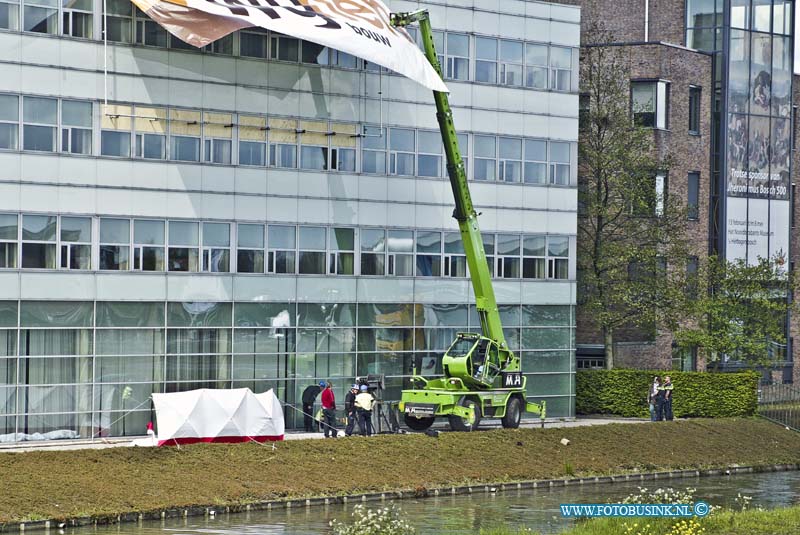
[662,376,674,421]
[301,381,325,432]
[654,379,666,421]
[344,383,360,436]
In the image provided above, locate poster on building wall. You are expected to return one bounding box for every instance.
[725,25,792,267]
[129,0,448,92]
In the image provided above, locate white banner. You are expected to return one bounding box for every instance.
[130,0,448,92]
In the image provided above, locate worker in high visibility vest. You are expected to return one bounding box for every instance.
[354,385,375,436]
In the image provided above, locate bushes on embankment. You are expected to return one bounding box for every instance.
[576,369,759,418]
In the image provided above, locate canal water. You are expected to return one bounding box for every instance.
[67,471,800,535]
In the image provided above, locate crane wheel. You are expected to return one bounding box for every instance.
[501,396,522,429]
[403,414,435,431]
[449,398,481,432]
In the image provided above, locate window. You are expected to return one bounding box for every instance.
[498,137,522,183]
[22,96,57,152]
[474,135,497,181]
[387,229,413,276]
[268,225,296,274]
[443,232,466,277]
[547,236,569,279]
[59,216,91,270]
[240,28,268,59]
[499,40,524,86]
[522,235,545,279]
[236,223,264,273]
[62,0,91,38]
[101,104,132,158]
[134,8,166,47]
[24,0,57,33]
[61,100,92,155]
[238,115,266,167]
[301,40,328,65]
[0,94,19,150]
[203,112,232,165]
[329,228,354,275]
[482,233,495,276]
[497,234,520,278]
[655,173,666,216]
[170,109,201,162]
[686,255,699,297]
[169,33,194,51]
[0,213,18,268]
[103,0,132,43]
[0,0,19,30]
[631,80,669,129]
[524,139,547,184]
[415,231,441,277]
[270,33,299,62]
[134,106,167,159]
[204,33,232,55]
[444,33,470,80]
[329,48,357,69]
[329,123,356,172]
[360,228,385,276]
[300,120,329,171]
[362,126,386,174]
[689,86,701,134]
[525,44,548,89]
[99,218,129,270]
[688,172,700,220]
[550,142,571,185]
[550,47,572,91]
[417,130,443,178]
[133,219,165,271]
[168,221,198,272]
[475,37,497,84]
[201,222,230,272]
[268,118,297,168]
[389,128,415,176]
[21,215,56,269]
[298,226,326,275]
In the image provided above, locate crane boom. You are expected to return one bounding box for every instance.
[391,10,506,350]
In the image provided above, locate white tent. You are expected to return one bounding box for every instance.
[152,388,284,446]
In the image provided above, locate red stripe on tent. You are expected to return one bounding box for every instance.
[158,435,284,446]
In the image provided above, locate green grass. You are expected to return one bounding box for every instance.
[0,418,798,524]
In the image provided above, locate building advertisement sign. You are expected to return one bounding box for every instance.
[129,0,448,92]
[724,25,792,265]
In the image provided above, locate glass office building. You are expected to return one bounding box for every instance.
[0,0,580,438]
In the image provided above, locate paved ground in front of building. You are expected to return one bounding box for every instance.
[0,417,648,453]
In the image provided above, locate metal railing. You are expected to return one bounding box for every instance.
[758,383,800,432]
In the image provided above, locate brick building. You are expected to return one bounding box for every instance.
[576,0,797,384]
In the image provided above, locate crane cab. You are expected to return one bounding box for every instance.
[442,333,503,388]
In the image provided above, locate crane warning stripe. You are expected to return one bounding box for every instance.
[129,0,448,92]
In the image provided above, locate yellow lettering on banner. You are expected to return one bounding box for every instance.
[170,109,201,136]
[134,106,168,134]
[239,115,267,142]
[331,123,357,148]
[300,0,402,38]
[101,104,132,130]
[204,112,233,139]
[300,120,328,145]
[269,117,297,143]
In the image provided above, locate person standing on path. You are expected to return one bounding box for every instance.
[355,385,375,436]
[301,381,325,432]
[344,383,360,436]
[321,381,338,438]
[648,376,661,422]
[662,376,674,421]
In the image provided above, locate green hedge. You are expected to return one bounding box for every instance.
[576,369,759,418]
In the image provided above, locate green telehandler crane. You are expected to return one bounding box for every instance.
[391,10,546,431]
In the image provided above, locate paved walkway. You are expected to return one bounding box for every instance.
[0,416,648,453]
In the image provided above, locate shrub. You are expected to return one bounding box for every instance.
[330,504,415,535]
[576,369,759,418]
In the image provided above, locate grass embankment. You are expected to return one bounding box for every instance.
[480,505,800,535]
[0,419,798,524]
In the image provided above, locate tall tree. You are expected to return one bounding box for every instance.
[673,255,795,367]
[578,27,689,368]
